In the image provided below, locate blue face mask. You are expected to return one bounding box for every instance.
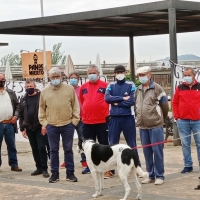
[51,79,61,86]
[139,76,149,84]
[88,74,98,81]
[183,76,193,84]
[70,78,78,86]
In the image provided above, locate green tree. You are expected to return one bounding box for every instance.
[0,53,21,66]
[51,42,66,65]
[125,71,141,87]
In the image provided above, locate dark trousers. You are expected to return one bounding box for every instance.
[0,123,18,167]
[108,115,141,165]
[46,123,75,174]
[83,123,109,145]
[75,120,86,162]
[26,128,48,171]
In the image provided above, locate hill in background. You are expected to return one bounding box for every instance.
[158,54,200,61]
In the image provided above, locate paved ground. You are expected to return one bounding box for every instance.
[1,132,200,200]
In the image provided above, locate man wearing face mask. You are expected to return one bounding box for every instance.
[105,65,140,166]
[172,67,200,174]
[80,65,110,177]
[135,66,168,185]
[0,73,22,172]
[18,79,49,178]
[39,67,80,183]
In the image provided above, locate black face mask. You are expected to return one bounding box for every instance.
[0,81,5,88]
[26,88,35,95]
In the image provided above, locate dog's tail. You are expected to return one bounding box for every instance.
[129,149,148,178]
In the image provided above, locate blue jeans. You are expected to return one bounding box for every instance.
[176,119,200,167]
[140,127,164,180]
[46,123,75,174]
[0,123,18,167]
[75,120,86,162]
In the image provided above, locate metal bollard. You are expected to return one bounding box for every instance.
[194,163,200,190]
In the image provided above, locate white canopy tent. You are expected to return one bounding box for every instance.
[64,55,75,78]
[5,60,13,80]
[95,53,103,76]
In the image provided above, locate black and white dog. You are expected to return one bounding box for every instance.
[78,140,148,200]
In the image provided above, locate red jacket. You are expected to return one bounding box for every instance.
[80,79,109,124]
[172,80,200,120]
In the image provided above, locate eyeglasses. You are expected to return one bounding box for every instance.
[51,76,61,80]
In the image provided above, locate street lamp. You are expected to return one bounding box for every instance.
[40,0,48,84]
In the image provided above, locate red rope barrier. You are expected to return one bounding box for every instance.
[132,139,173,150]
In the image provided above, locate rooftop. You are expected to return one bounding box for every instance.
[0,0,200,37]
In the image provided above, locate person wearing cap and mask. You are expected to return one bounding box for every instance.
[79,65,111,177]
[105,65,140,166]
[135,66,168,185]
[18,79,50,178]
[0,73,22,172]
[172,67,200,174]
[39,67,80,183]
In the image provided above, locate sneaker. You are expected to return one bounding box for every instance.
[104,171,114,179]
[81,161,87,168]
[43,170,50,178]
[181,166,193,173]
[141,178,155,184]
[11,166,22,172]
[60,162,65,169]
[31,169,43,176]
[66,173,78,182]
[154,179,164,185]
[49,173,59,183]
[82,167,90,174]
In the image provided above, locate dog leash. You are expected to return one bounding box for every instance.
[132,131,200,150]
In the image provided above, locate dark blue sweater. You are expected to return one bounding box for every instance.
[105,79,136,116]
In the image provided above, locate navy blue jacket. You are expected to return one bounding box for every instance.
[105,79,136,116]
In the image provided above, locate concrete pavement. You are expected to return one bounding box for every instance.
[1,133,200,200]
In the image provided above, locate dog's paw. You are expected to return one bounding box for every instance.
[136,194,142,200]
[92,193,100,198]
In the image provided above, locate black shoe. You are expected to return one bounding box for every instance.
[31,169,42,176]
[49,172,59,183]
[43,170,50,178]
[66,173,78,182]
[181,166,193,173]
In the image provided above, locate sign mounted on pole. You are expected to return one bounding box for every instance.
[21,51,52,78]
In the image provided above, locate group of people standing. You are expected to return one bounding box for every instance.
[0,64,200,186]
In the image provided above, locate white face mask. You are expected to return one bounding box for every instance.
[116,74,125,81]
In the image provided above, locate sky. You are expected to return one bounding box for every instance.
[0,0,200,64]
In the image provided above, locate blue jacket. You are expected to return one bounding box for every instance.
[105,79,136,116]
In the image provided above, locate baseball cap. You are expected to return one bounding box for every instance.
[114,65,126,73]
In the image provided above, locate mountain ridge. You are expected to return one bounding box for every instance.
[157,54,200,61]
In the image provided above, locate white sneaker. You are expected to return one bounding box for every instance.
[141,178,155,184]
[154,179,164,185]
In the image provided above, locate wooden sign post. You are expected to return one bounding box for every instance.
[21,51,52,79]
